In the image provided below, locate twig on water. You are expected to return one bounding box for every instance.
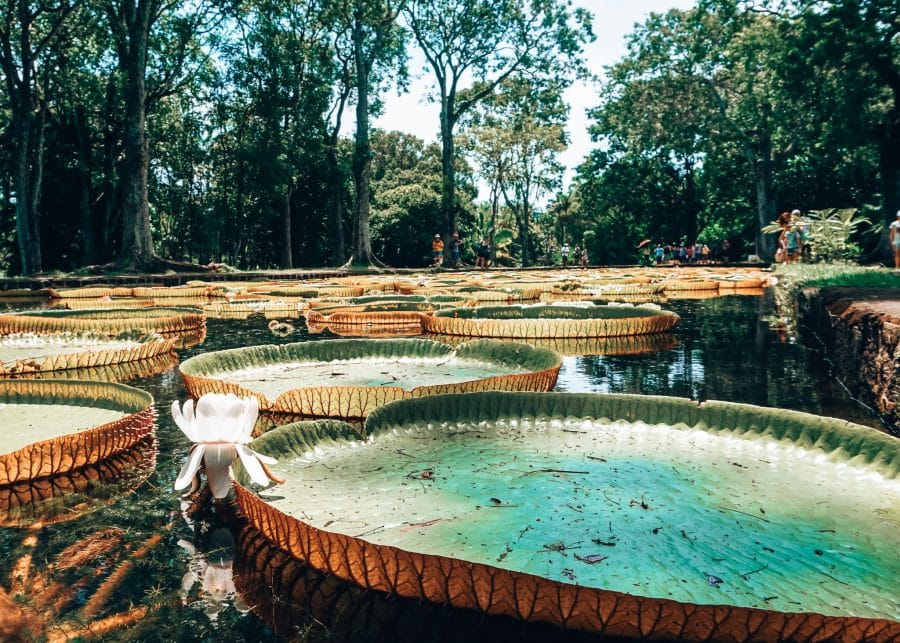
[720,506,770,523]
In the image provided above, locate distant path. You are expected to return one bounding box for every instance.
[0,263,767,291]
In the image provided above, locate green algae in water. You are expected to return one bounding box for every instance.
[264,418,900,621]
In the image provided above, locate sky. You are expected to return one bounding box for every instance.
[372,0,696,194]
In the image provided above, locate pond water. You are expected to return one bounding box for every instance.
[0,291,890,641]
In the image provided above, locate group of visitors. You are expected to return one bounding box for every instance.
[559,243,588,267]
[431,232,462,267]
[648,242,720,265]
[431,232,491,268]
[889,210,900,268]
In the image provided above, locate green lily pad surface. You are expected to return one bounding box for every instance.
[0,332,145,366]
[1,404,127,454]
[255,393,900,621]
[222,357,528,399]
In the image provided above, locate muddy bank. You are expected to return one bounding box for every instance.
[799,287,900,434]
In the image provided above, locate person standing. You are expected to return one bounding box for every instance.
[476,237,491,268]
[431,233,444,266]
[581,245,588,267]
[792,210,811,262]
[890,211,900,268]
[560,242,570,267]
[450,231,462,267]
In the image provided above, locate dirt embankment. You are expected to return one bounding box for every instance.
[800,288,900,433]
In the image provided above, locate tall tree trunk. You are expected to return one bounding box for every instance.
[683,156,698,244]
[347,7,381,268]
[12,112,42,275]
[101,77,119,262]
[325,145,347,265]
[279,186,293,268]
[753,155,775,259]
[439,91,456,263]
[116,0,155,271]
[519,199,530,267]
[73,106,97,265]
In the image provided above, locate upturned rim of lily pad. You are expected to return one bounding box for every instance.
[0,379,155,485]
[425,304,680,338]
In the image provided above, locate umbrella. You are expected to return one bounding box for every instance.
[636,239,652,249]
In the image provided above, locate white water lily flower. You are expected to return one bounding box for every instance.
[172,393,279,499]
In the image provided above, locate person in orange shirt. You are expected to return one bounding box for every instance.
[432,233,444,266]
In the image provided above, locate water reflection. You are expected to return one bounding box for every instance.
[0,292,888,641]
[179,526,249,622]
[0,436,157,528]
[556,294,881,429]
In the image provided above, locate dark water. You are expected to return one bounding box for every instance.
[0,292,882,641]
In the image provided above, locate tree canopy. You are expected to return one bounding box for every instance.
[0,0,894,274]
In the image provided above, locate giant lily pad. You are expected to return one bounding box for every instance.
[304,303,435,330]
[0,435,156,528]
[424,304,680,338]
[0,306,206,337]
[0,380,155,485]
[0,331,176,376]
[234,392,900,640]
[180,338,560,419]
[7,352,178,383]
[49,286,134,299]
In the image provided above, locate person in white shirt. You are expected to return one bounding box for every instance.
[890,211,900,268]
[560,243,570,267]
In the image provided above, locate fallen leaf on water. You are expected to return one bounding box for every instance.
[574,553,609,564]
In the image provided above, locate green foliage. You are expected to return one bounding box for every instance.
[763,208,870,262]
[775,263,900,291]
[0,0,894,272]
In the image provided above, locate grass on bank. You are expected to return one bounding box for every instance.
[774,263,900,292]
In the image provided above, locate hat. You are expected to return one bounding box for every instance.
[791,209,801,216]
[434,233,441,238]
[452,232,459,237]
[896,210,900,218]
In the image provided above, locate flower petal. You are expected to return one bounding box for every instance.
[236,445,269,487]
[175,444,205,491]
[204,444,236,499]
[239,397,259,442]
[253,450,277,465]
[171,400,198,442]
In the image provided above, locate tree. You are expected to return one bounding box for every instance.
[0,0,78,274]
[224,0,334,269]
[404,0,591,262]
[775,0,899,255]
[105,0,215,271]
[368,131,442,266]
[337,0,406,267]
[598,3,802,258]
[464,76,566,266]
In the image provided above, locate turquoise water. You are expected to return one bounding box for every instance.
[268,418,899,620]
[0,292,894,641]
